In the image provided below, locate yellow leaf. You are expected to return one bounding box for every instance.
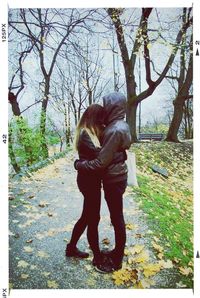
[152,241,164,253]
[179,267,193,276]
[143,263,161,277]
[17,260,29,268]
[127,257,134,265]
[147,43,152,49]
[130,244,144,255]
[134,281,144,289]
[124,248,130,256]
[47,280,59,289]
[153,236,160,242]
[157,253,164,259]
[133,250,149,263]
[125,223,135,230]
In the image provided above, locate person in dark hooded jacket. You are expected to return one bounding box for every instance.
[75,92,132,272]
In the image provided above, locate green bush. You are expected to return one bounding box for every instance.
[9,117,44,167]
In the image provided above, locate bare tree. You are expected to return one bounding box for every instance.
[9,8,95,157]
[165,9,193,142]
[107,8,193,141]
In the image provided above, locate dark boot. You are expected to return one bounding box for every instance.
[65,244,89,258]
[92,254,114,274]
[101,249,122,271]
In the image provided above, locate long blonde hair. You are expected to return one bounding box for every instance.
[74,104,105,150]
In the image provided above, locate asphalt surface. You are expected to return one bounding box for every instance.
[9,153,182,290]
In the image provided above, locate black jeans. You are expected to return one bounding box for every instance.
[103,179,127,264]
[69,173,101,259]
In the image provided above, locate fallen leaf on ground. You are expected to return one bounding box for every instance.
[35,233,45,240]
[126,223,134,230]
[135,233,142,238]
[17,260,29,268]
[12,220,19,223]
[20,274,29,279]
[85,264,93,271]
[64,224,73,232]
[47,280,59,288]
[23,246,34,253]
[42,272,51,277]
[102,238,110,245]
[143,263,161,277]
[179,266,193,276]
[130,244,145,255]
[152,241,164,253]
[132,250,149,263]
[126,223,138,230]
[159,259,173,269]
[39,201,48,208]
[188,260,193,267]
[182,250,188,256]
[135,278,155,289]
[173,257,180,264]
[176,281,187,288]
[47,229,57,237]
[14,233,20,239]
[47,212,53,217]
[37,251,50,258]
[153,236,160,242]
[28,195,35,199]
[86,279,96,286]
[112,268,138,286]
[157,253,164,259]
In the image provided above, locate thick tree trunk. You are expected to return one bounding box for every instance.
[126,101,138,142]
[165,100,184,142]
[125,64,138,142]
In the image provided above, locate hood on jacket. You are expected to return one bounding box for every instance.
[103,92,127,125]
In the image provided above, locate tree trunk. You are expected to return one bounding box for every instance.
[165,100,184,142]
[126,101,138,142]
[124,62,138,142]
[64,103,71,146]
[40,79,50,158]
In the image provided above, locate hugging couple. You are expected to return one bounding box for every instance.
[66,92,132,273]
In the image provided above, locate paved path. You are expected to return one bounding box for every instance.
[9,153,178,289]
